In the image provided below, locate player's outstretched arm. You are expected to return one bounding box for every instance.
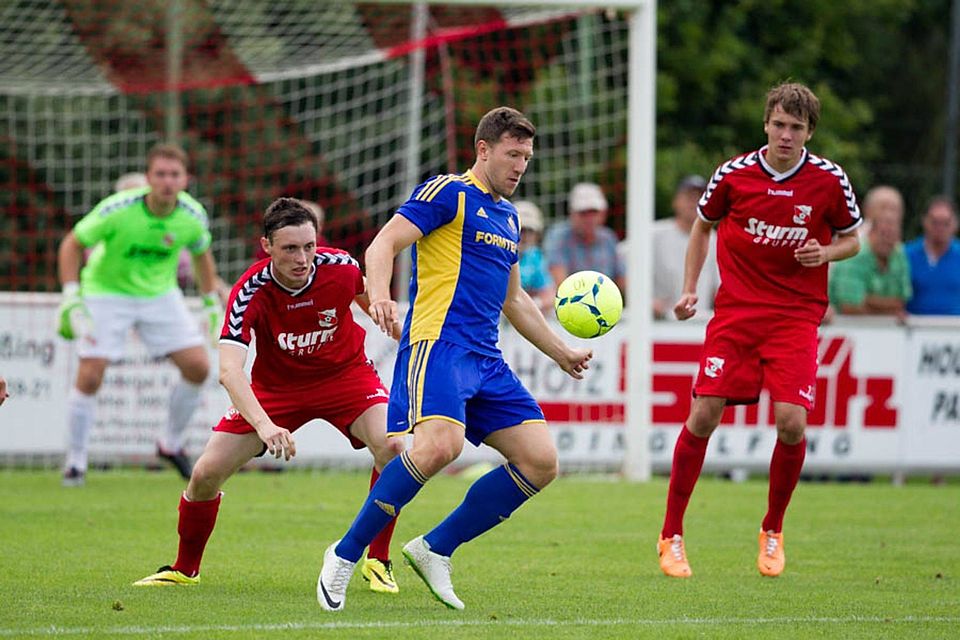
[364,214,422,336]
[218,343,296,461]
[503,265,592,379]
[0,376,8,406]
[674,218,713,321]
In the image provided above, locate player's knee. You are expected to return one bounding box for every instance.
[774,407,806,444]
[370,437,404,469]
[75,361,107,394]
[687,403,723,437]
[75,376,103,395]
[186,458,225,500]
[776,421,805,445]
[517,450,559,488]
[182,362,209,385]
[412,436,462,475]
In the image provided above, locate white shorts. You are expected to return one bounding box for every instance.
[78,290,204,361]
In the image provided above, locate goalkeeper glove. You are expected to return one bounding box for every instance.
[57,282,92,341]
[202,291,224,347]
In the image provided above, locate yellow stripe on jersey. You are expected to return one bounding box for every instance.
[409,190,465,342]
[415,175,449,202]
[417,174,456,203]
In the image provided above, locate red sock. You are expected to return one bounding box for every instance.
[762,438,806,533]
[366,467,398,562]
[661,425,709,539]
[171,492,221,577]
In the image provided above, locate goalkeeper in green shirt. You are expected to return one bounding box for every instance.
[57,144,226,486]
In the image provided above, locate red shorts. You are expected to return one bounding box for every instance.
[693,312,818,410]
[214,359,389,449]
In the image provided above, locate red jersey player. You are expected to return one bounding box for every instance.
[134,198,405,594]
[657,82,862,579]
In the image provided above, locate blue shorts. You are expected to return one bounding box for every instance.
[387,340,545,446]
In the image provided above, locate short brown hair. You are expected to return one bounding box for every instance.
[146,143,189,171]
[263,197,319,241]
[474,107,536,148]
[764,82,821,131]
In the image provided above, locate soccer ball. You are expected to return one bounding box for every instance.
[554,270,623,338]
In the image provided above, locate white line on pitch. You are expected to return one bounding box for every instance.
[1,616,958,636]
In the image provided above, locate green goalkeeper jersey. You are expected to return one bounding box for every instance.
[73,188,212,297]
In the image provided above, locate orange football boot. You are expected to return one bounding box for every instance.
[757,530,785,577]
[658,534,692,578]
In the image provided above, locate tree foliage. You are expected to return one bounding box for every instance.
[655,0,952,230]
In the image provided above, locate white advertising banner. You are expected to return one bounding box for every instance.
[901,327,960,470]
[1,293,957,475]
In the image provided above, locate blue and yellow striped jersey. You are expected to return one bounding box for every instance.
[397,169,521,357]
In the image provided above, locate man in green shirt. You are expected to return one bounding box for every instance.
[57,144,225,486]
[829,185,912,318]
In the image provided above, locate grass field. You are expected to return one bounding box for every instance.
[1,469,957,639]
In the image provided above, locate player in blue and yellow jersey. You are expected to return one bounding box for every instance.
[318,107,593,612]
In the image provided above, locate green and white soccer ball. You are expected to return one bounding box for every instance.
[554,270,623,339]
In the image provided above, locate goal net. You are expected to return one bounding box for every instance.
[0,1,652,475]
[1,0,635,286]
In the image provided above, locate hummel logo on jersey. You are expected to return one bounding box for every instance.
[286,300,314,310]
[476,207,488,218]
[704,356,725,379]
[767,188,794,197]
[365,388,388,401]
[745,217,809,246]
[318,308,338,329]
[799,384,815,402]
[507,215,517,233]
[793,205,813,225]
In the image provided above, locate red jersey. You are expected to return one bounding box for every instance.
[699,146,862,323]
[221,249,368,390]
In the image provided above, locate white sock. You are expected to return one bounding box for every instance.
[65,388,96,472]
[162,379,202,452]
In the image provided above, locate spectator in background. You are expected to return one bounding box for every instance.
[905,197,960,315]
[254,199,325,261]
[514,200,553,311]
[829,185,911,318]
[543,182,625,294]
[651,175,719,320]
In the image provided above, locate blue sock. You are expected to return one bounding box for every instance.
[336,451,427,562]
[424,463,538,557]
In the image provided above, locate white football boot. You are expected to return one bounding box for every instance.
[317,540,356,612]
[402,535,465,610]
